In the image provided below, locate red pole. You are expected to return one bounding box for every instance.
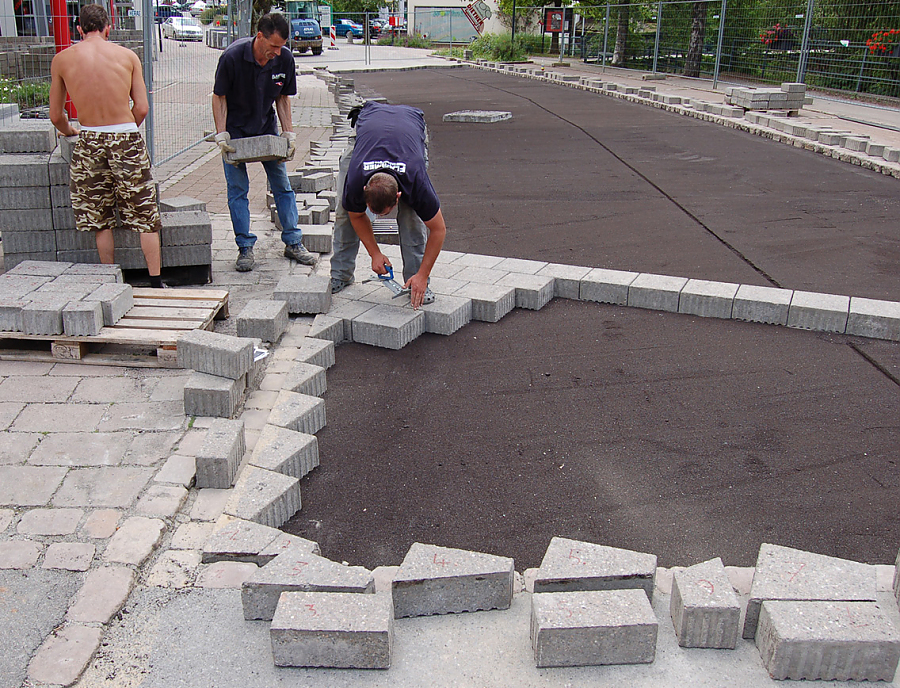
[50,0,77,119]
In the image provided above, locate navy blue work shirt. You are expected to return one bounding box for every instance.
[343,101,440,223]
[213,36,297,139]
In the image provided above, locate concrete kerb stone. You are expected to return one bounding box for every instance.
[282,361,327,397]
[787,290,850,333]
[732,284,793,325]
[194,418,245,489]
[496,272,555,310]
[224,465,302,529]
[846,296,900,341]
[273,275,332,315]
[202,513,319,565]
[580,267,639,305]
[628,273,689,313]
[351,304,425,350]
[250,423,319,479]
[183,371,246,419]
[235,299,289,343]
[177,329,254,380]
[268,390,326,435]
[670,557,740,649]
[678,279,739,319]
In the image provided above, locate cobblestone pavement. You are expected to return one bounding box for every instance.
[1,58,900,688]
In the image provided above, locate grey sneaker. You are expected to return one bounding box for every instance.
[330,276,355,294]
[284,243,317,266]
[235,246,254,272]
[422,287,435,305]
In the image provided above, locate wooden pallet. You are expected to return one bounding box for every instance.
[0,287,229,367]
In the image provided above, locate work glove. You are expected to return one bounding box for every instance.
[347,106,362,128]
[281,131,297,160]
[215,131,237,165]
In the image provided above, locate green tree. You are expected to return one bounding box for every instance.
[497,0,542,34]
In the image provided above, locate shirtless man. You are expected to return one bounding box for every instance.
[49,4,164,287]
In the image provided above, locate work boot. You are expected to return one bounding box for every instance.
[284,243,317,266]
[235,246,254,272]
[330,276,354,294]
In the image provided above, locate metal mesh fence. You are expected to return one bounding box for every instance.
[412,8,479,44]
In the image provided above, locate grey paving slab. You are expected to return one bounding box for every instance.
[268,390,326,434]
[225,134,288,163]
[42,542,95,571]
[671,557,741,649]
[0,375,78,403]
[296,336,336,369]
[250,424,319,479]
[70,376,153,404]
[82,282,133,326]
[453,265,508,284]
[453,253,504,269]
[11,403,108,433]
[531,589,658,667]
[16,508,83,535]
[196,561,259,588]
[126,430,182,466]
[0,540,43,568]
[274,275,332,314]
[846,296,900,341]
[0,509,13,532]
[743,543,877,640]
[308,313,343,343]
[678,279,739,319]
[787,291,850,333]
[627,273,688,312]
[271,591,393,669]
[0,432,40,465]
[62,300,104,336]
[392,542,515,618]
[202,514,309,565]
[580,267,639,305]
[0,401,25,431]
[242,549,374,620]
[534,537,657,600]
[224,465,302,529]
[258,532,322,565]
[27,431,131,466]
[98,401,186,432]
[195,418,245,489]
[190,488,231,522]
[757,600,900,681]
[103,516,165,566]
[51,467,154,508]
[154,454,196,487]
[0,466,68,506]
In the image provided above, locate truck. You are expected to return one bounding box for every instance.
[286,0,325,54]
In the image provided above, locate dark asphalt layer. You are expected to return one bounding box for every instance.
[283,67,900,571]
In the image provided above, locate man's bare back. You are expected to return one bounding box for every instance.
[50,31,148,135]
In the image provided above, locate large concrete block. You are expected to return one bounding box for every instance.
[20,292,71,335]
[268,390,326,435]
[224,465,301,528]
[195,418,245,489]
[299,224,332,254]
[787,291,850,333]
[162,244,212,268]
[391,542,514,618]
[756,600,900,681]
[580,268,639,305]
[0,121,56,153]
[62,300,104,336]
[298,172,334,193]
[0,153,50,186]
[496,272,554,310]
[534,537,657,600]
[183,371,246,419]
[283,361,327,397]
[271,592,393,669]
[531,589,658,667]
[670,557,740,649]
[420,294,472,335]
[235,299,289,342]
[742,543,877,640]
[176,329,254,380]
[351,305,425,350]
[64,263,123,281]
[628,273,688,312]
[160,210,213,246]
[453,282,516,323]
[243,549,374,620]
[82,283,133,326]
[273,275,332,315]
[225,134,288,164]
[201,514,318,565]
[732,284,793,325]
[1,229,57,254]
[846,297,900,341]
[250,424,319,479]
[678,279,739,319]
[538,263,592,300]
[296,336,335,369]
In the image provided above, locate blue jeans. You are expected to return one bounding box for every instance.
[223,158,302,249]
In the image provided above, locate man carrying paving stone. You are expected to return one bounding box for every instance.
[212,12,316,272]
[331,101,446,309]
[49,4,165,288]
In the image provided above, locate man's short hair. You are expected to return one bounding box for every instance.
[80,4,109,33]
[257,13,289,41]
[364,173,399,214]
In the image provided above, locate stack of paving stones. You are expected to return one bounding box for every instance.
[0,260,130,336]
[725,83,807,113]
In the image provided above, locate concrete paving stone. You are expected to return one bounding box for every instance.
[177,329,254,380]
[126,430,182,466]
[670,557,740,649]
[197,560,259,588]
[453,253,504,269]
[0,539,43,568]
[352,304,425,350]
[756,600,900,681]
[0,465,68,506]
[309,313,343,342]
[534,536,657,600]
[0,374,79,403]
[392,542,515,618]
[0,508,12,532]
[135,484,189,519]
[453,265,507,284]
[80,509,121,538]
[496,272,555,310]
[243,549,375,620]
[743,542,877,640]
[0,185,52,210]
[20,292,70,335]
[0,401,26,432]
[259,372,286,392]
[274,275,332,314]
[251,424,319,479]
[159,196,207,212]
[0,431,40,465]
[430,261,465,280]
[258,532,321,565]
[316,190,337,210]
[270,591,393,669]
[537,263,592,300]
[174,427,207,456]
[2,229,57,254]
[82,282,133,325]
[268,389,326,434]
[172,521,214,550]
[846,296,900,341]
[452,282,516,323]
[202,513,286,564]
[0,300,26,332]
[420,294,472,336]
[580,267,640,305]
[0,207,52,232]
[98,401,186,432]
[224,465,302,529]
[42,542,95,571]
[52,466,153,508]
[159,210,213,246]
[154,454,196,487]
[61,299,104,336]
[66,565,134,623]
[146,549,203,588]
[6,260,71,277]
[531,589,658,667]
[299,171,334,193]
[26,622,103,686]
[183,370,246,419]
[628,273,689,312]
[732,284,794,325]
[843,136,868,152]
[149,374,192,402]
[883,147,900,162]
[787,290,850,333]
[28,431,131,466]
[103,516,165,566]
[299,224,333,253]
[225,134,288,163]
[235,299,289,342]
[16,508,83,535]
[71,376,152,404]
[678,279,739,319]
[195,418,245,489]
[240,407,270,432]
[283,361,327,397]
[492,257,548,275]
[188,487,232,524]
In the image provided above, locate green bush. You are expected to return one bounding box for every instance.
[0,77,51,108]
[199,7,223,24]
[376,32,431,49]
[468,32,528,62]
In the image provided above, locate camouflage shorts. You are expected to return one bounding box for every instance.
[70,130,162,234]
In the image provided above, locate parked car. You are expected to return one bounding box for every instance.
[154,4,181,23]
[163,16,203,40]
[369,18,386,36]
[189,0,207,16]
[331,19,363,39]
[380,23,407,38]
[290,17,322,55]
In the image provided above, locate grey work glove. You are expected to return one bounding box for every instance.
[281,131,297,161]
[215,131,238,165]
